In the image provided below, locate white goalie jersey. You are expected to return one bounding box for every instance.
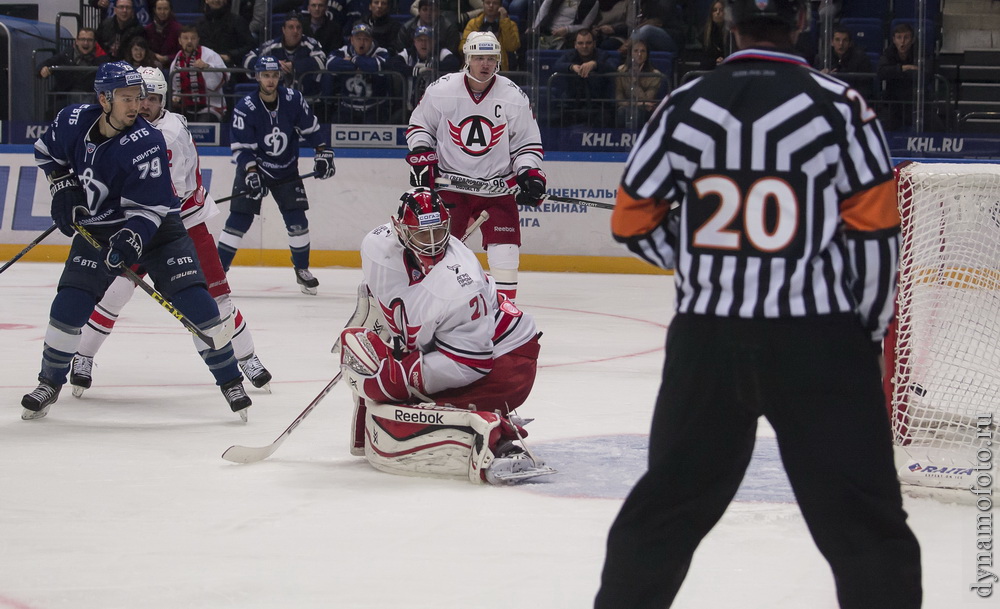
[151,109,218,229]
[361,222,538,394]
[406,72,544,193]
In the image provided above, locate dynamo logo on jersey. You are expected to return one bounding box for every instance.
[76,167,110,211]
[263,126,289,157]
[448,117,505,157]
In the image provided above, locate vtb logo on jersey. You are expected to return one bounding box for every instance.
[448,116,505,157]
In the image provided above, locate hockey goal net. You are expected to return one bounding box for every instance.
[887,162,1000,491]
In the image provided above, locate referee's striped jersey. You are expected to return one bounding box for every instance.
[612,48,900,341]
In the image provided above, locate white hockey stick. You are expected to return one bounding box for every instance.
[460,210,489,242]
[435,176,615,210]
[221,371,343,464]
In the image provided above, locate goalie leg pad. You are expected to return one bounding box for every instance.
[364,401,502,483]
[350,392,367,457]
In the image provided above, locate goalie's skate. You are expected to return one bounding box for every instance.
[70,354,94,398]
[238,354,272,393]
[221,378,252,422]
[21,378,61,420]
[294,267,319,295]
[484,451,556,485]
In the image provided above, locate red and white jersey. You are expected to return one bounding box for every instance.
[361,222,538,394]
[150,109,218,229]
[406,72,544,195]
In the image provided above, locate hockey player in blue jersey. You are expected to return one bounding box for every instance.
[217,55,337,295]
[24,60,252,421]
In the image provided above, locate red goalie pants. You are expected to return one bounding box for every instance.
[595,314,922,609]
[430,334,541,414]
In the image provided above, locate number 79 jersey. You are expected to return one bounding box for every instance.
[361,223,538,394]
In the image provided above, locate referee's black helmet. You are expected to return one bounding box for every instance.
[728,0,805,27]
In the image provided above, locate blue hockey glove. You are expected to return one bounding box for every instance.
[49,173,88,237]
[515,168,546,207]
[314,147,336,180]
[243,168,267,201]
[406,147,438,188]
[106,227,143,272]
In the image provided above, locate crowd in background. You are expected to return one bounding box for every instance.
[36,0,951,131]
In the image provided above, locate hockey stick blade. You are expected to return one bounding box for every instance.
[222,371,344,464]
[73,224,232,350]
[215,171,321,204]
[0,224,58,275]
[434,177,615,210]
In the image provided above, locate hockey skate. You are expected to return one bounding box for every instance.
[294,267,319,295]
[70,354,94,398]
[221,378,252,422]
[484,446,556,485]
[238,354,272,393]
[21,378,61,420]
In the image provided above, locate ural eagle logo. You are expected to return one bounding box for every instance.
[448,116,505,157]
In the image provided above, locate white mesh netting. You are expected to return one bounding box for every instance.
[892,163,1000,484]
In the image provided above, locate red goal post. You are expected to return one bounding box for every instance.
[883,161,1000,491]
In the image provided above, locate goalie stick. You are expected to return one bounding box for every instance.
[221,371,343,463]
[73,223,235,350]
[434,176,615,210]
[0,224,57,275]
[215,171,320,204]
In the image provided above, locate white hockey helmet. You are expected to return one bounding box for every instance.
[463,31,502,81]
[137,66,167,96]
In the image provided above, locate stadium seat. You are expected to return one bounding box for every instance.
[840,0,889,20]
[839,18,885,55]
[893,0,941,21]
[174,12,201,25]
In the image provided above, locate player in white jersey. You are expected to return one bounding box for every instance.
[338,187,553,484]
[405,31,545,300]
[69,67,273,396]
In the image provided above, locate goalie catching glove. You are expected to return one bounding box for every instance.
[340,327,424,403]
[406,146,438,188]
[515,168,546,207]
[313,146,336,180]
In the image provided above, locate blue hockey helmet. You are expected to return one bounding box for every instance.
[253,55,280,73]
[94,60,147,99]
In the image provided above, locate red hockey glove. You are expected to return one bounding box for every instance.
[515,168,546,207]
[340,328,424,403]
[406,146,438,188]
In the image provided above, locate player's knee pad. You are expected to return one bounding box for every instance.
[282,209,308,235]
[487,243,519,270]
[363,401,504,484]
[224,212,254,236]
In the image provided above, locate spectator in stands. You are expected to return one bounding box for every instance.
[326,22,395,123]
[615,38,663,128]
[145,0,182,65]
[527,0,600,51]
[196,0,256,68]
[37,28,110,119]
[400,0,462,54]
[91,0,152,27]
[592,0,628,51]
[813,26,872,74]
[124,35,162,69]
[244,13,327,95]
[553,28,616,126]
[327,0,365,42]
[360,0,405,54]
[390,25,461,112]
[407,0,484,29]
[461,0,519,71]
[170,24,229,122]
[303,0,345,54]
[95,0,146,60]
[699,0,728,70]
[631,0,682,54]
[877,22,919,131]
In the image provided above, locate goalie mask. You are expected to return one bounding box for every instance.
[463,31,502,83]
[392,187,451,272]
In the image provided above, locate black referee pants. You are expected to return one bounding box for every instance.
[595,313,922,609]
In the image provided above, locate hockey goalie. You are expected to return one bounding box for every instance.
[338,187,554,484]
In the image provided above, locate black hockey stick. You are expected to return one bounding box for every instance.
[434,176,616,210]
[221,371,343,463]
[215,171,321,204]
[72,223,234,350]
[0,224,58,275]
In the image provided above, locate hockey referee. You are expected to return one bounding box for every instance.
[595,1,922,607]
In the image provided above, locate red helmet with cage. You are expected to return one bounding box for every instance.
[392,187,452,271]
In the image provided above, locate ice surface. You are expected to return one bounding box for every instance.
[0,264,977,608]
